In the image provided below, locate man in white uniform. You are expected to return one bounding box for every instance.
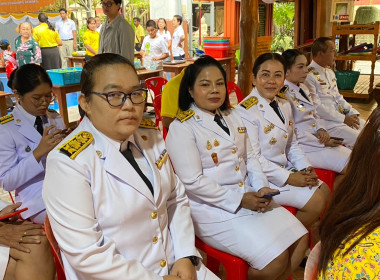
[304,37,365,149]
[55,8,77,68]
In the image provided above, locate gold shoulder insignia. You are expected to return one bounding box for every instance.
[176,109,195,122]
[307,67,315,74]
[240,96,258,110]
[276,85,288,100]
[0,114,14,125]
[58,131,93,159]
[139,119,158,129]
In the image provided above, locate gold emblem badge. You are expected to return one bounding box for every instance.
[206,141,212,150]
[211,153,218,164]
[96,150,102,158]
[338,104,344,114]
[269,137,277,145]
[16,119,21,123]
[213,139,220,147]
[141,135,148,141]
[238,127,247,133]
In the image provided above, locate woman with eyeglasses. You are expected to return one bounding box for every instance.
[0,64,66,224]
[42,53,219,280]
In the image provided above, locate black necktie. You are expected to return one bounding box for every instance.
[299,87,310,102]
[120,142,154,195]
[214,114,230,135]
[34,116,43,135]
[269,100,285,123]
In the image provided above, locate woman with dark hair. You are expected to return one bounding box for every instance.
[0,64,66,224]
[282,49,350,174]
[157,18,172,61]
[236,53,330,230]
[316,106,380,279]
[42,53,219,280]
[166,55,308,279]
[33,13,62,70]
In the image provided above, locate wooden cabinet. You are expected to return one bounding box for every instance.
[332,21,379,99]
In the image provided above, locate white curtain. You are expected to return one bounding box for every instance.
[0,13,61,25]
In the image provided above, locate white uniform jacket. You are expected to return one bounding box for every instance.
[42,117,204,280]
[0,105,64,219]
[236,88,310,188]
[304,60,360,129]
[284,80,328,153]
[166,104,268,224]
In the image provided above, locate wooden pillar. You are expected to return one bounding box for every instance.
[238,0,258,96]
[316,0,333,38]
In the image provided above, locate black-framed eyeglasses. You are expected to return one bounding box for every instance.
[101,1,115,7]
[90,89,148,107]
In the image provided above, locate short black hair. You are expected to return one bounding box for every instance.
[80,53,136,97]
[173,15,182,25]
[113,0,122,6]
[252,52,286,77]
[146,19,156,29]
[133,17,140,22]
[8,64,52,96]
[0,40,9,51]
[282,49,305,70]
[178,55,229,112]
[59,8,67,13]
[311,37,333,57]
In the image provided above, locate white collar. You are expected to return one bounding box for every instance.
[16,103,39,127]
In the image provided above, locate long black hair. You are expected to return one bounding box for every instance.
[178,55,229,111]
[38,13,55,31]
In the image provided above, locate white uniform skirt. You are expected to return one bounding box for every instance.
[304,145,350,173]
[194,204,307,270]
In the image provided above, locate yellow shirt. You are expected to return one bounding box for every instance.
[135,24,145,44]
[161,69,185,118]
[33,23,61,48]
[318,225,380,280]
[82,29,99,56]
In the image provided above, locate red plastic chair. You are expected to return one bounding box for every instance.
[145,77,168,138]
[227,81,244,103]
[195,237,292,279]
[45,216,66,280]
[195,237,249,279]
[314,168,336,192]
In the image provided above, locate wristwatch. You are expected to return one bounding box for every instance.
[184,256,200,266]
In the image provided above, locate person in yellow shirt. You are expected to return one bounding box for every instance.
[318,106,380,280]
[133,17,145,51]
[82,17,99,62]
[161,69,185,129]
[33,13,62,70]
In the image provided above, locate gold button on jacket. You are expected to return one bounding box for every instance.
[151,212,157,219]
[160,260,167,267]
